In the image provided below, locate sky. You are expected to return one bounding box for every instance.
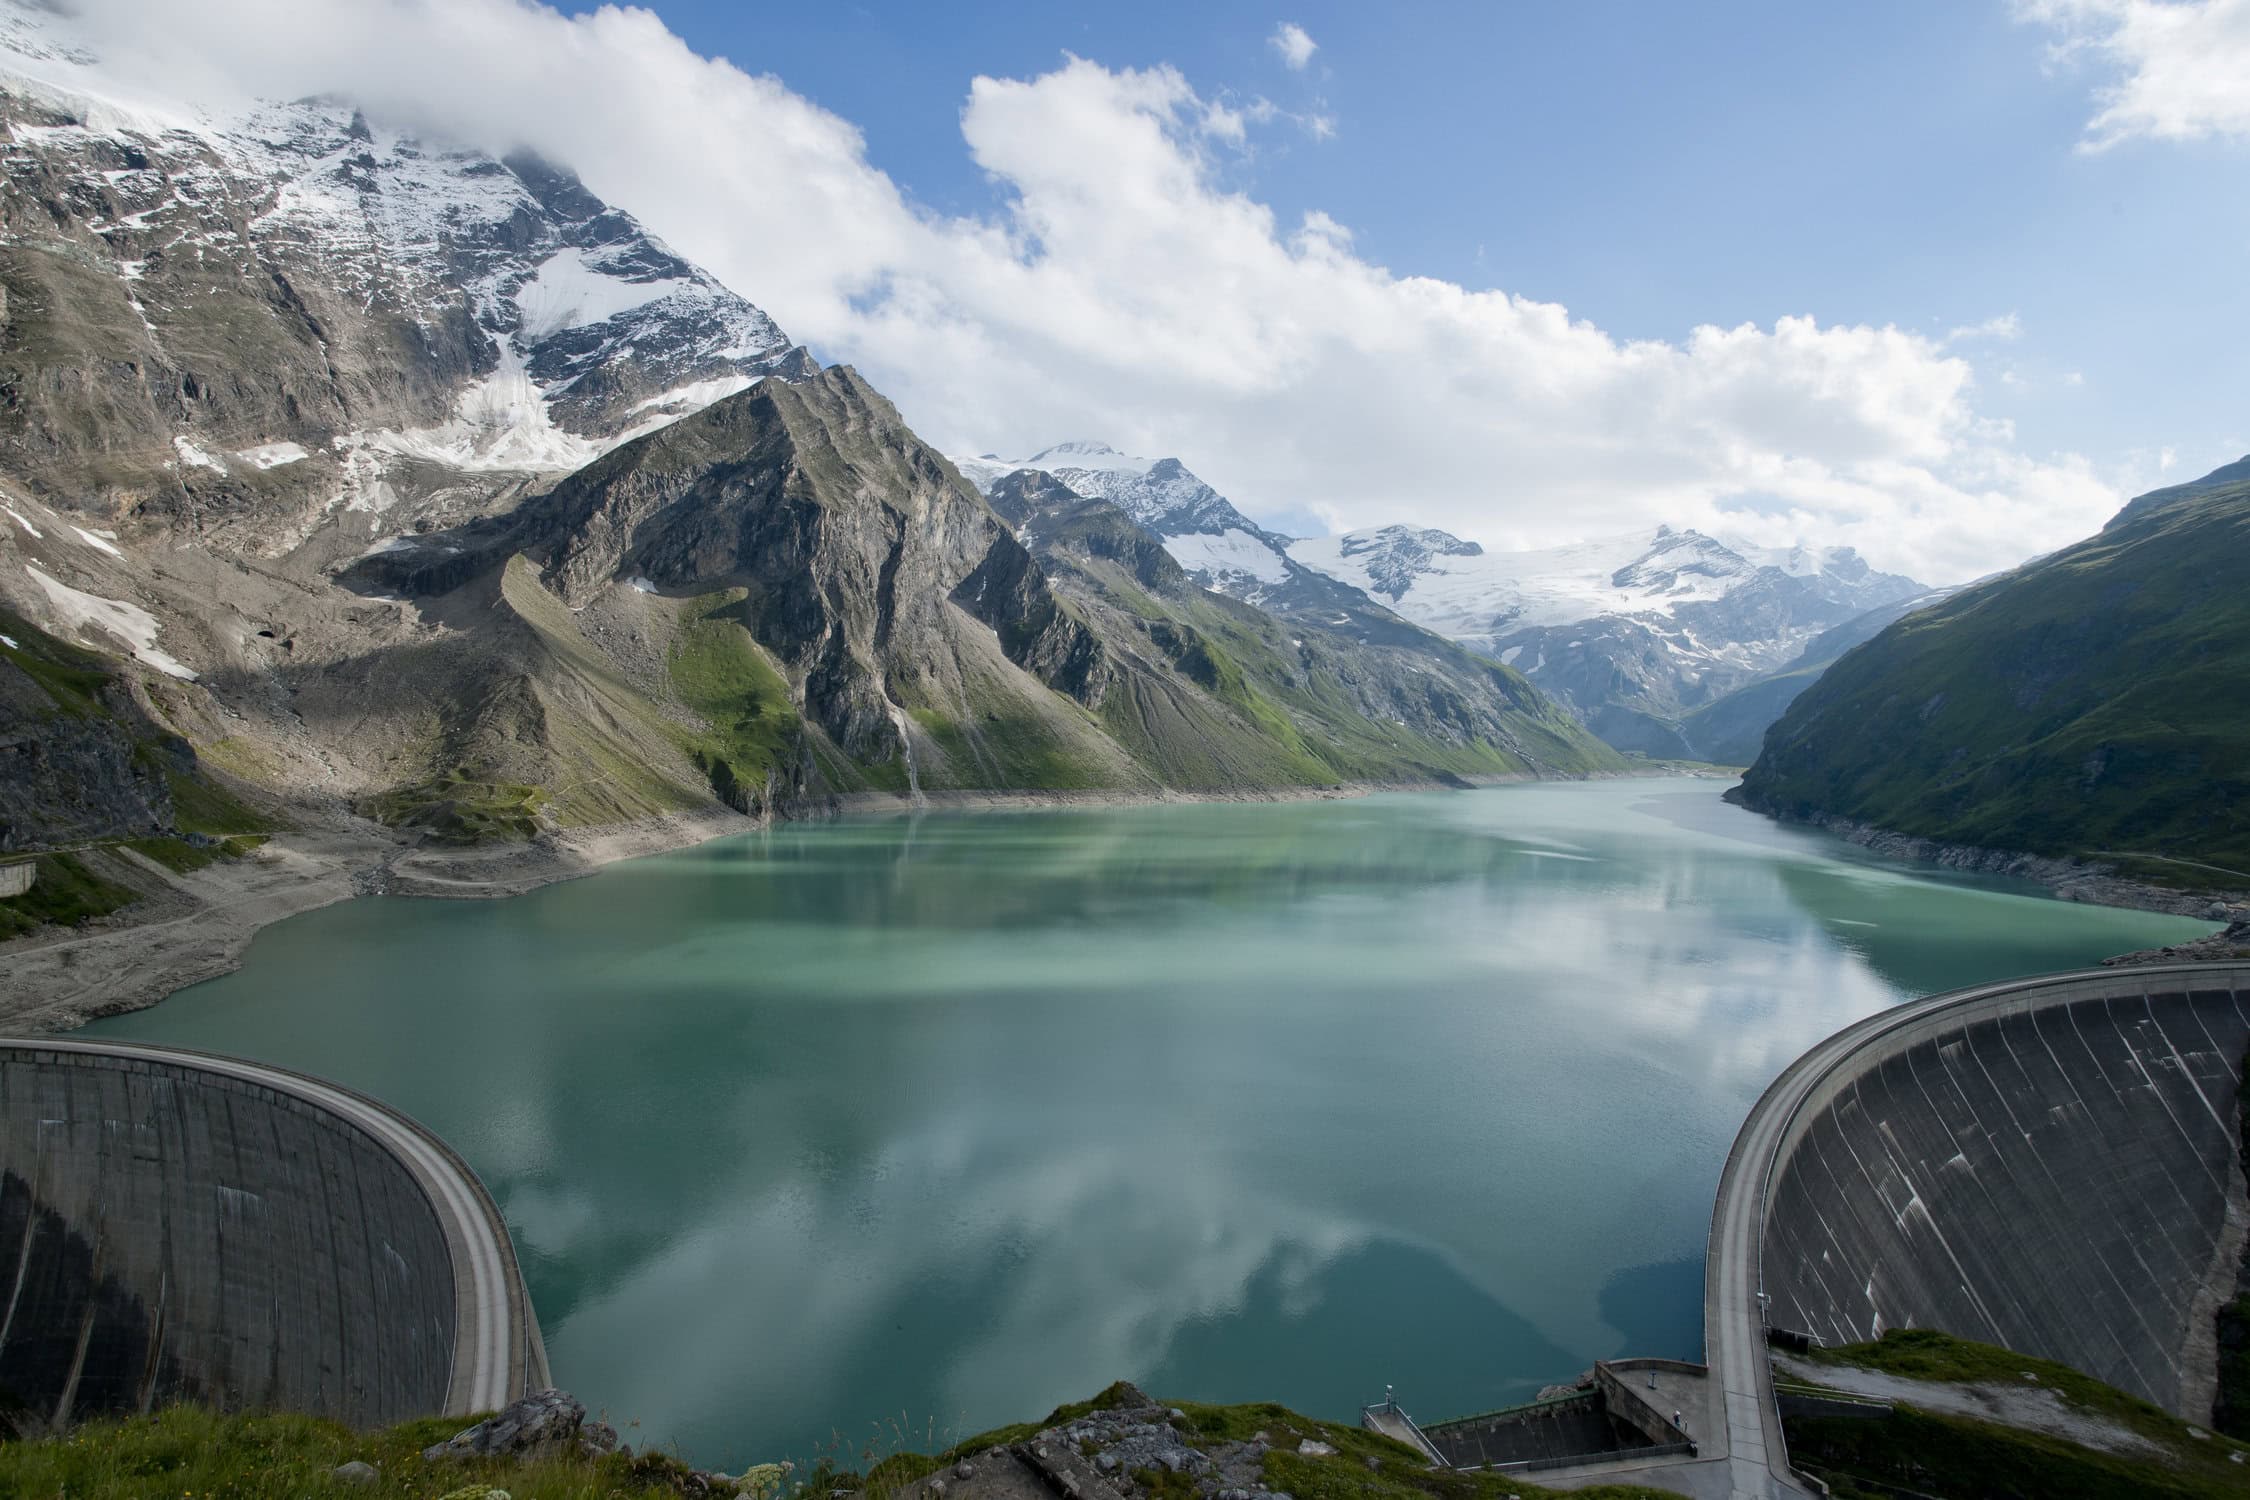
[52,0,2250,582]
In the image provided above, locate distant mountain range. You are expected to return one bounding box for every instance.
[1291,523,1927,757]
[954,444,1929,760]
[1733,458,2250,886]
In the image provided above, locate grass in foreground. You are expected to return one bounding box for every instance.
[1799,1329,2249,1498]
[0,1392,1679,1500]
[0,1406,731,1500]
[1788,1405,2242,1500]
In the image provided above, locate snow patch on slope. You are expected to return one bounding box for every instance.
[236,441,309,469]
[1022,441,1154,476]
[631,374,757,415]
[172,435,226,473]
[70,526,122,557]
[1165,529,1290,585]
[25,563,196,678]
[513,247,693,339]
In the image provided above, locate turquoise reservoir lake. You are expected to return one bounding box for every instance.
[90,779,2211,1468]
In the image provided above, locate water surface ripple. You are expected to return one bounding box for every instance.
[91,780,2213,1467]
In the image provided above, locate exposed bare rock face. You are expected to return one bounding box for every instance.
[356,367,1115,764]
[0,610,183,849]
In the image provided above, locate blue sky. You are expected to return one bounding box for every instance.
[587,0,2247,484]
[88,0,2250,579]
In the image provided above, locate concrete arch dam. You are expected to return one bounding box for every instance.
[1761,964,2250,1419]
[0,1039,548,1430]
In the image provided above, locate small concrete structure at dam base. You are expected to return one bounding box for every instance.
[1372,1358,1700,1475]
[0,1038,548,1431]
[1369,962,2250,1500]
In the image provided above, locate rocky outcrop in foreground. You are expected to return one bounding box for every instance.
[400,1382,1422,1500]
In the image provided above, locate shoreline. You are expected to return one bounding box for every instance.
[0,772,1551,1035]
[1746,805,2250,921]
[0,762,2094,1038]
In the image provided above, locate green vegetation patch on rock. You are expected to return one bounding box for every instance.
[360,773,551,846]
[1788,1404,2233,1500]
[873,1385,1672,1500]
[0,612,275,912]
[1796,1329,2248,1498]
[0,851,138,939]
[666,590,807,811]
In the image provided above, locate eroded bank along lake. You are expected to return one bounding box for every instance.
[90,779,2213,1468]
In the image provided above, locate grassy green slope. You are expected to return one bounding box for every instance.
[0,612,270,931]
[1734,475,2250,879]
[365,560,846,842]
[1788,1329,2246,1499]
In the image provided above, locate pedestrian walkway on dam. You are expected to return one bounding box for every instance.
[0,1038,549,1429]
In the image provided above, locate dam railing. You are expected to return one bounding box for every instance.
[1490,1439,1698,1476]
[1360,1398,1447,1466]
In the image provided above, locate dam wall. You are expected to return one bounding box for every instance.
[0,1040,546,1429]
[1760,965,2250,1418]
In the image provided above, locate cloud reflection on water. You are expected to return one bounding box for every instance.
[87,781,2216,1470]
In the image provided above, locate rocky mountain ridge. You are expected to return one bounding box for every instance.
[0,1,809,559]
[959,434,1929,759]
[953,443,1311,601]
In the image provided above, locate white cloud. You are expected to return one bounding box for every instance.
[2018,0,2250,147]
[1945,312,2022,343]
[1269,21,1318,70]
[48,0,2127,585]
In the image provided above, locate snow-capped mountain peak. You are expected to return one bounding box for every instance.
[948,445,1310,596]
[0,0,810,521]
[1022,440,1154,475]
[1286,518,1928,755]
[1330,525,1485,601]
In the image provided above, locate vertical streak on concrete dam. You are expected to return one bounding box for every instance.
[1761,966,2250,1419]
[0,1041,547,1429]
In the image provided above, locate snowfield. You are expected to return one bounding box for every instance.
[25,564,197,679]
[1164,528,1290,585]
